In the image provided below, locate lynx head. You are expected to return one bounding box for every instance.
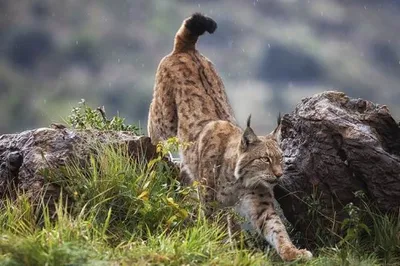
[234,115,283,188]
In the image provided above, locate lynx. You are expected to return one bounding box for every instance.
[147,13,312,261]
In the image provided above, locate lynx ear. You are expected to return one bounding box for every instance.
[240,115,259,151]
[270,113,282,143]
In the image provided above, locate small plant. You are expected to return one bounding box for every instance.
[156,137,182,155]
[340,202,370,245]
[66,99,139,133]
[302,185,340,247]
[350,191,400,263]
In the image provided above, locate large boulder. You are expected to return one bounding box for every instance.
[0,127,156,201]
[275,91,400,244]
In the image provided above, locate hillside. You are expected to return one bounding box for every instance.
[1,0,399,133]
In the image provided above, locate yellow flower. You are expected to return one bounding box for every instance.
[138,190,149,201]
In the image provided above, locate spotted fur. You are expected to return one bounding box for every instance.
[147,13,312,261]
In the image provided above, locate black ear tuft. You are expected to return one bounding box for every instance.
[241,115,259,151]
[271,112,282,143]
[185,13,217,36]
[246,114,252,128]
[277,112,282,126]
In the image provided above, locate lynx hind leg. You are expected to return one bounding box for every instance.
[147,87,177,144]
[237,188,312,261]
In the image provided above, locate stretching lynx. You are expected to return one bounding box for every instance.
[147,13,312,261]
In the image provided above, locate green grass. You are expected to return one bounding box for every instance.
[0,143,398,265]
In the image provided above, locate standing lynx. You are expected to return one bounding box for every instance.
[147,13,312,261]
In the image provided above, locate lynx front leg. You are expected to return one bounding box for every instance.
[237,187,312,261]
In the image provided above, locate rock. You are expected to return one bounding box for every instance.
[0,128,156,203]
[274,91,400,245]
[0,150,23,199]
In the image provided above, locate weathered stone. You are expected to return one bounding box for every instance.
[0,128,156,202]
[274,91,400,245]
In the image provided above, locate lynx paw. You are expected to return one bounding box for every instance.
[298,249,313,260]
[280,245,313,261]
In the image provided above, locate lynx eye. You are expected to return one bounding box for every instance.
[260,157,270,163]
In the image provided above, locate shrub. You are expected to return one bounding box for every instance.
[66,99,139,133]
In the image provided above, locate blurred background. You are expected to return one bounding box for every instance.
[1,0,399,134]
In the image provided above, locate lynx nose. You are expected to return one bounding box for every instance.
[273,167,283,178]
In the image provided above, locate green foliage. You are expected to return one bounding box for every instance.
[66,99,139,133]
[340,191,400,264]
[51,144,196,241]
[302,189,400,265]
[156,136,182,155]
[306,247,380,266]
[368,210,400,263]
[302,186,340,247]
[341,202,370,245]
[289,186,400,265]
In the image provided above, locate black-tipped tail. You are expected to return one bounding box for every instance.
[185,13,217,36]
[173,13,217,53]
